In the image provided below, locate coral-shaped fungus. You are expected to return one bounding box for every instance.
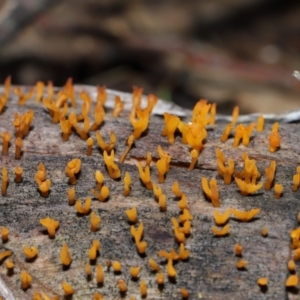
[90,211,101,232]
[21,270,32,290]
[75,197,92,215]
[112,95,124,117]
[213,209,230,226]
[257,115,264,132]
[217,157,234,184]
[138,162,152,190]
[156,146,171,183]
[269,131,280,152]
[201,177,220,207]
[212,224,230,236]
[235,177,263,196]
[1,131,11,155]
[123,172,131,196]
[103,150,120,179]
[23,246,38,259]
[220,123,232,143]
[1,167,9,196]
[60,244,72,266]
[229,208,261,222]
[119,134,135,163]
[96,131,116,154]
[264,161,276,190]
[65,158,81,185]
[162,112,180,144]
[130,266,141,278]
[125,206,137,223]
[40,217,60,238]
[91,185,110,202]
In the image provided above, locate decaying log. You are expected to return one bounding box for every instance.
[0,85,300,300]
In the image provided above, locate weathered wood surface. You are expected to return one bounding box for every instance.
[0,86,300,300]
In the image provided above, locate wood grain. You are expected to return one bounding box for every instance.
[0,87,299,300]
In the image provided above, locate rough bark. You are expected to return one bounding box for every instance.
[0,86,299,300]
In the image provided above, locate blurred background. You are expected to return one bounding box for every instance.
[0,0,300,114]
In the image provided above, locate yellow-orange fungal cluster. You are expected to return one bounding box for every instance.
[90,211,101,232]
[126,207,138,223]
[235,177,262,196]
[1,77,298,297]
[103,150,120,179]
[123,171,131,196]
[230,208,261,222]
[292,166,300,192]
[35,163,51,197]
[286,275,299,288]
[91,185,110,202]
[23,246,38,259]
[162,112,180,144]
[60,243,72,266]
[1,131,11,155]
[220,123,232,143]
[112,95,124,117]
[0,250,12,260]
[65,158,81,184]
[40,217,59,238]
[120,134,135,163]
[96,264,104,284]
[181,288,189,299]
[118,279,127,293]
[212,224,230,237]
[213,210,230,226]
[0,77,10,113]
[1,226,9,242]
[15,137,23,159]
[201,177,220,207]
[234,244,243,256]
[96,131,116,154]
[13,110,34,138]
[75,197,92,214]
[172,180,183,197]
[257,277,268,287]
[138,161,152,190]
[274,183,283,198]
[256,115,264,132]
[233,153,262,195]
[262,227,268,237]
[14,166,23,183]
[95,170,104,190]
[62,282,75,296]
[20,270,32,290]
[212,208,260,236]
[5,259,14,270]
[236,259,247,269]
[216,148,234,185]
[130,266,141,278]
[130,222,147,254]
[231,106,239,125]
[269,122,280,152]
[233,123,255,147]
[140,279,147,297]
[264,161,276,190]
[129,89,157,138]
[1,167,9,196]
[68,186,76,205]
[88,240,100,261]
[86,137,94,156]
[112,260,122,273]
[288,260,296,272]
[149,258,160,271]
[156,146,171,183]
